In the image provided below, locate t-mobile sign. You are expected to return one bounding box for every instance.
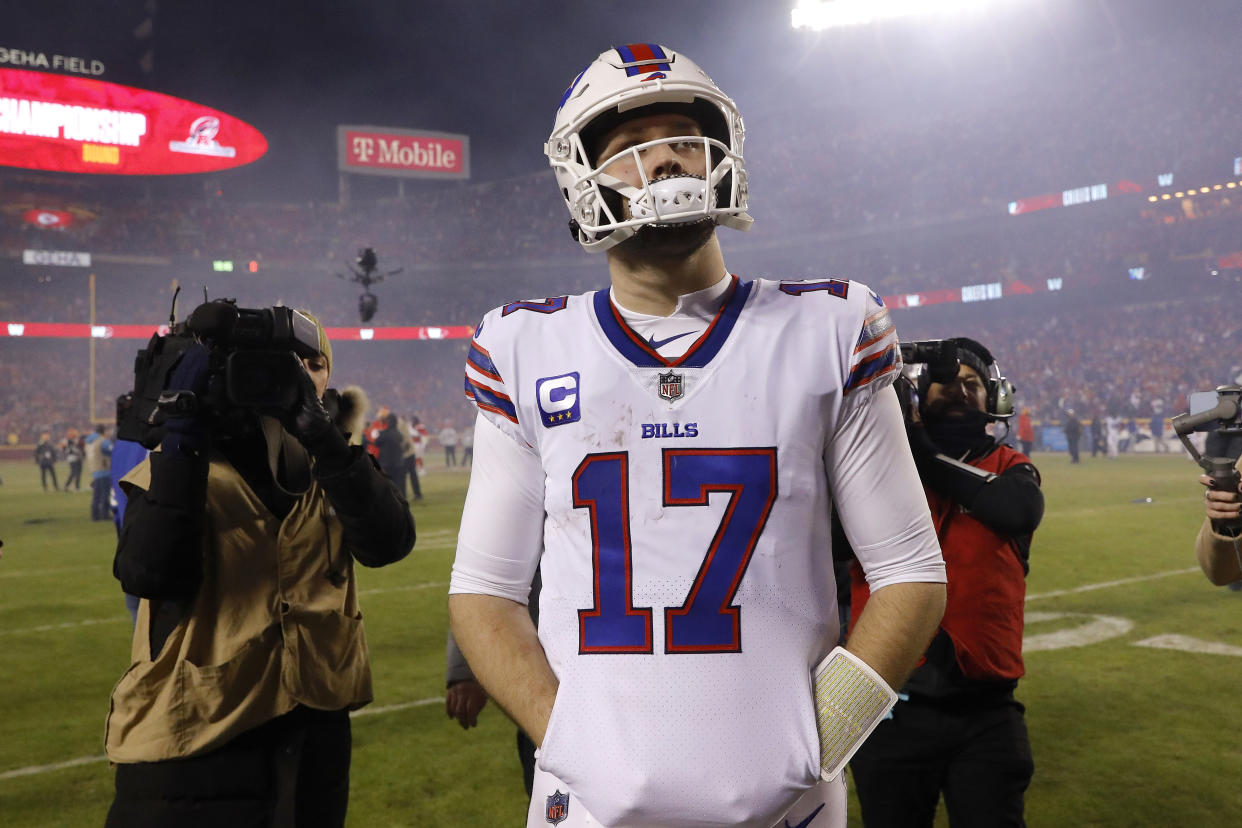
[338,125,469,180]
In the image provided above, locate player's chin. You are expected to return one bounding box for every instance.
[620,217,716,259]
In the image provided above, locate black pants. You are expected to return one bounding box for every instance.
[66,460,83,490]
[444,446,456,467]
[1019,441,1032,457]
[39,463,58,491]
[403,456,422,499]
[517,728,537,797]
[92,476,111,519]
[1066,437,1080,463]
[850,695,1033,828]
[106,706,351,828]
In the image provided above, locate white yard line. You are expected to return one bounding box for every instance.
[0,616,128,637]
[0,697,445,782]
[351,696,442,717]
[0,754,108,781]
[359,580,449,597]
[2,580,452,636]
[1133,634,1242,657]
[1026,567,1199,601]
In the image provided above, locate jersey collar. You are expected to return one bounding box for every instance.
[592,274,753,368]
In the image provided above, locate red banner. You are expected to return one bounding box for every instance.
[0,321,474,341]
[338,125,469,180]
[0,68,267,175]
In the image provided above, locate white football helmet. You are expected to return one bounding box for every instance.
[545,44,753,253]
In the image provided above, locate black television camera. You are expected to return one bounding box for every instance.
[118,299,322,449]
[896,338,1015,423]
[894,340,960,421]
[1172,385,1242,530]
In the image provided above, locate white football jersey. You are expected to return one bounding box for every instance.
[451,276,943,827]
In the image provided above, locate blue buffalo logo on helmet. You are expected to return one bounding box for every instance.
[545,789,570,825]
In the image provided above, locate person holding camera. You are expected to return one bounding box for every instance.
[105,306,415,828]
[848,337,1044,828]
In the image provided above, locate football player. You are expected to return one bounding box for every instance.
[449,44,947,828]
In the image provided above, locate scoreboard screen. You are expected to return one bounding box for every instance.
[0,67,267,175]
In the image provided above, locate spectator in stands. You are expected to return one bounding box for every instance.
[34,432,59,491]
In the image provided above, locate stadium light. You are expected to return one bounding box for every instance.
[791,0,1004,30]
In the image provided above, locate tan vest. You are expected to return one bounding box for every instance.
[105,451,373,762]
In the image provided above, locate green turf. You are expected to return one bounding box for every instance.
[1,452,1239,826]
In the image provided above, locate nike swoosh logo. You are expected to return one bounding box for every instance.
[785,802,826,828]
[647,330,697,350]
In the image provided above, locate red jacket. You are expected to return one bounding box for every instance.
[851,445,1031,684]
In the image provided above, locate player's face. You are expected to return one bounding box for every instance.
[595,113,709,192]
[924,365,987,418]
[302,355,329,399]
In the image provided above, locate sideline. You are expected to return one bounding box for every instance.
[0,697,444,782]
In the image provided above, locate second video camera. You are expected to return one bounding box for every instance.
[119,300,322,448]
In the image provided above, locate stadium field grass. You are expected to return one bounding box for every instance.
[1,452,1240,827]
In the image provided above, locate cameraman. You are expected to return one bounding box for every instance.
[848,337,1044,828]
[105,308,415,828]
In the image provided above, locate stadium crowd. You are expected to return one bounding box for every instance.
[3,29,1241,449]
[4,286,1239,449]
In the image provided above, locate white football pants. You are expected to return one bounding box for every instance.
[526,766,846,828]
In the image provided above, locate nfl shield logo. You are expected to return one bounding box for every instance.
[546,790,570,825]
[657,370,684,402]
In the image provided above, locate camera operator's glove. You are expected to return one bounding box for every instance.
[281,364,352,474]
[161,343,211,457]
